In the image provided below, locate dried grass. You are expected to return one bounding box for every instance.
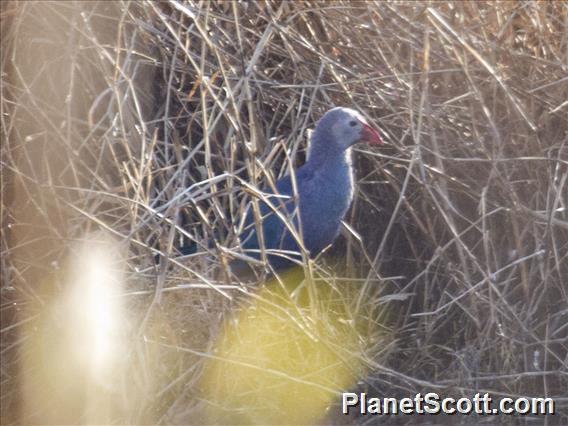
[2,1,567,424]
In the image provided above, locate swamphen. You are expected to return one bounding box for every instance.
[236,107,384,273]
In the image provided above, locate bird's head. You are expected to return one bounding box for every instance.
[313,107,384,151]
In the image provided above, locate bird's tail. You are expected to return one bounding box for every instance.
[178,240,198,256]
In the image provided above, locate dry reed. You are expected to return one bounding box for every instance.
[1,1,567,424]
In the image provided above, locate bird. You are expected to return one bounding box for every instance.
[234,107,384,274]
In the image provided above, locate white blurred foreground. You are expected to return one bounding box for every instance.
[21,235,130,424]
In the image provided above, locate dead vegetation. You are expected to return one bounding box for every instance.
[2,1,567,424]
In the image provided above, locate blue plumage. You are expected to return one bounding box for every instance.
[237,107,384,272]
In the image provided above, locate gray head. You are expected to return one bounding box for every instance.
[308,107,384,161]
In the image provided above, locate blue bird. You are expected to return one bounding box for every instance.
[236,107,384,273]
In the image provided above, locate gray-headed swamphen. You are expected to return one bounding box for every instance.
[234,107,384,274]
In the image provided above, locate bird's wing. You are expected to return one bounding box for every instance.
[240,165,316,257]
[274,164,316,196]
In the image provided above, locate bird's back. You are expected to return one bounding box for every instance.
[239,154,353,271]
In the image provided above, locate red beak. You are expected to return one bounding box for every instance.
[360,122,384,146]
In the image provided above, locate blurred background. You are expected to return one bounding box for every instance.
[1,1,567,424]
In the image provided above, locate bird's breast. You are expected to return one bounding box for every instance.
[299,164,354,253]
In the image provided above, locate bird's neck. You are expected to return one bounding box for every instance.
[306,144,353,193]
[307,135,352,170]
[308,147,352,172]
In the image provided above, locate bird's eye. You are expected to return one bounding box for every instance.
[349,120,358,127]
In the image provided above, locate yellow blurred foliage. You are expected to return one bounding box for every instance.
[201,267,374,425]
